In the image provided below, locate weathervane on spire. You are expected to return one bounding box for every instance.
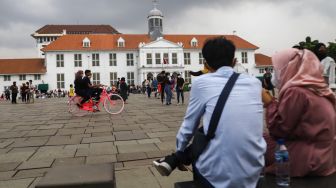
[153,0,158,9]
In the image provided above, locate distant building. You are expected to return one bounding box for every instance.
[0,1,272,93]
[31,25,120,57]
[0,58,46,91]
[255,53,273,76]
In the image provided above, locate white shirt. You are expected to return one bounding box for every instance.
[321,57,336,87]
[176,66,266,188]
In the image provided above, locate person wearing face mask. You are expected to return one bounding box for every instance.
[262,48,336,177]
[176,74,185,105]
[313,43,336,87]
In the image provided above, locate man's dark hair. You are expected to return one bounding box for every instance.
[84,70,91,75]
[265,67,269,71]
[202,36,236,70]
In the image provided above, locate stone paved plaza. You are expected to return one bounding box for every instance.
[0,94,193,188]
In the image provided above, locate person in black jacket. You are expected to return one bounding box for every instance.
[119,77,128,103]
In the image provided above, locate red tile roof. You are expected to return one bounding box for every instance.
[255,53,272,67]
[42,34,258,52]
[33,25,120,35]
[0,58,46,74]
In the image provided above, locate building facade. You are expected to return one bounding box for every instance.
[0,2,273,93]
[0,59,46,92]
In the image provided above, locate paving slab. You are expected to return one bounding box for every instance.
[35,163,115,188]
[82,135,115,144]
[17,159,54,170]
[0,94,192,188]
[0,178,35,188]
[117,143,159,154]
[116,167,160,188]
[53,157,86,167]
[117,152,148,162]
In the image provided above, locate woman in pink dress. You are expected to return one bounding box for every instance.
[262,48,336,177]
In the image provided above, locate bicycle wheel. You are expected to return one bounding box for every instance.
[103,94,124,115]
[68,96,89,117]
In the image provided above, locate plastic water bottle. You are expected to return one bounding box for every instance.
[275,139,290,187]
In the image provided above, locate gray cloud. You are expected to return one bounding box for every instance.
[0,0,335,58]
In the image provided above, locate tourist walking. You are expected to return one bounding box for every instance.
[10,82,18,104]
[5,89,10,101]
[176,74,185,105]
[157,71,166,104]
[164,73,172,105]
[120,77,128,103]
[152,78,158,98]
[146,78,152,98]
[20,83,28,103]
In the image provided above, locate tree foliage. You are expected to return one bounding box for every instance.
[296,36,336,60]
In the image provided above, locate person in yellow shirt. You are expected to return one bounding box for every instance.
[69,84,75,97]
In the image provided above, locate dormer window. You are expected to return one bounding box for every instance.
[82,37,90,48]
[191,37,198,47]
[117,37,125,48]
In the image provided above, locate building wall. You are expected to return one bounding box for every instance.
[45,51,139,90]
[41,45,260,91]
[0,74,45,93]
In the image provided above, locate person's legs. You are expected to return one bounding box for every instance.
[181,90,184,104]
[153,146,191,176]
[176,89,180,104]
[168,89,172,104]
[161,85,165,104]
[13,93,17,103]
[164,86,169,104]
[23,93,27,103]
[80,90,91,104]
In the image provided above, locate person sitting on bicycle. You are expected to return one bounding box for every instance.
[74,70,86,106]
[80,70,103,106]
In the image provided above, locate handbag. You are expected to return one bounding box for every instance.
[191,72,240,162]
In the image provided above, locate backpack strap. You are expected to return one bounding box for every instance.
[206,72,240,139]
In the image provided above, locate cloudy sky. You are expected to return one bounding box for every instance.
[0,0,335,58]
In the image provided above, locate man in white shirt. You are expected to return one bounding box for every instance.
[314,43,336,87]
[153,37,266,188]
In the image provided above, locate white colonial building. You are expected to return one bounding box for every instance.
[0,1,272,93]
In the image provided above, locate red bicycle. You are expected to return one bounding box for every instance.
[68,86,124,117]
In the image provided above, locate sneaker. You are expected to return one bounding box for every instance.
[176,103,180,106]
[153,158,173,176]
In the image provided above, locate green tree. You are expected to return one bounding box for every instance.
[296,36,336,60]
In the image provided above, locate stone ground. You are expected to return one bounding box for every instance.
[0,93,193,188]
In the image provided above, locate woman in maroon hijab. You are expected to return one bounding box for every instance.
[263,48,336,177]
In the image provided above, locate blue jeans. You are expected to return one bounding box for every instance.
[164,85,172,104]
[176,87,184,104]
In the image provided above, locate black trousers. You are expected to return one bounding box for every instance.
[11,93,17,104]
[160,83,165,104]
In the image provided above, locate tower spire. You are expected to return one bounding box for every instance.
[153,0,158,9]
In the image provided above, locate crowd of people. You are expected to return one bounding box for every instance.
[1,80,36,104]
[152,36,336,188]
[140,72,187,106]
